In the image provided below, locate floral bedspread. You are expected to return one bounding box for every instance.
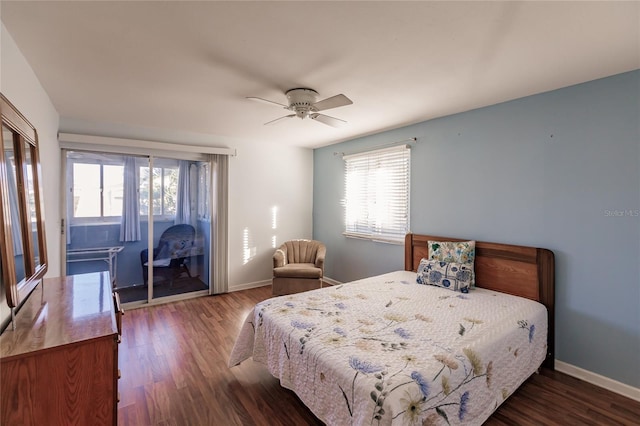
[229,271,547,425]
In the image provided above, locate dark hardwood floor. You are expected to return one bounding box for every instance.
[117,286,640,425]
[116,276,208,303]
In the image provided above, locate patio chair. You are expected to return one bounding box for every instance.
[140,224,196,287]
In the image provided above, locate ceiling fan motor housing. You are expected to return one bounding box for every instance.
[247,88,351,127]
[286,88,319,119]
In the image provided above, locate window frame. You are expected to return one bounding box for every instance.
[343,144,411,244]
[67,154,181,224]
[138,162,179,222]
[68,156,125,225]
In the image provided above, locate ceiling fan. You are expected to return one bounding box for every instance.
[247,88,353,128]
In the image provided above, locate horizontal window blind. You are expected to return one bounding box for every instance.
[343,145,410,243]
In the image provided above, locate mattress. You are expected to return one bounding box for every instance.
[229,271,548,425]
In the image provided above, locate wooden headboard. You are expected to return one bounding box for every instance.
[404,233,555,369]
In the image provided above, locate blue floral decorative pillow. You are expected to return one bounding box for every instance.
[428,240,476,286]
[416,259,472,293]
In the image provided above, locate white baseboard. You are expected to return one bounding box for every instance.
[555,360,640,402]
[230,278,343,292]
[323,276,342,287]
[229,280,271,292]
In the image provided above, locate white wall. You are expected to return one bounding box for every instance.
[228,140,313,289]
[1,23,61,277]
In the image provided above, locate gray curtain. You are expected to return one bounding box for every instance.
[119,156,141,242]
[174,160,191,225]
[211,154,229,294]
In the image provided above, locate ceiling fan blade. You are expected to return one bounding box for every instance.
[247,96,288,108]
[312,94,353,112]
[310,113,347,128]
[264,114,296,125]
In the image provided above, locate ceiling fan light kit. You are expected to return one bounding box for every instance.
[248,88,353,128]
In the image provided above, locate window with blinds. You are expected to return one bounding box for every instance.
[343,144,410,243]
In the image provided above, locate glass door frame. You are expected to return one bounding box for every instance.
[143,155,212,305]
[61,149,214,308]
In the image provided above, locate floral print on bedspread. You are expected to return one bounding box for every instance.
[234,271,547,426]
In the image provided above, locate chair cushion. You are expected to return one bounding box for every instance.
[273,263,322,279]
[143,258,172,267]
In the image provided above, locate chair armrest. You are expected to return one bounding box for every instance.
[315,245,326,273]
[273,247,287,268]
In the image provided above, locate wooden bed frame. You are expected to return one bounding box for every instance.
[404,233,555,369]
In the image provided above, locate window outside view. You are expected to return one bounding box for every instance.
[73,163,124,218]
[72,162,180,220]
[139,166,178,218]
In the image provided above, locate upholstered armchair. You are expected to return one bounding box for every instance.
[272,239,326,296]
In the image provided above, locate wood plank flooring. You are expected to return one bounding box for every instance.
[116,276,208,303]
[117,286,640,425]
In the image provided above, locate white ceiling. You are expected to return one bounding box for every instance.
[1,1,638,148]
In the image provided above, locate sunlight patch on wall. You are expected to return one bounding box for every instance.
[242,227,256,265]
[271,206,278,229]
[271,206,278,248]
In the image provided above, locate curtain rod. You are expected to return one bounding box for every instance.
[333,137,417,157]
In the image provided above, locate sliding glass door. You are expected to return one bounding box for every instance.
[138,156,210,302]
[64,151,212,304]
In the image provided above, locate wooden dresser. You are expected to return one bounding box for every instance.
[0,271,123,425]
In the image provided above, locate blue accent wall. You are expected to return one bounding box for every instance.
[313,71,640,387]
